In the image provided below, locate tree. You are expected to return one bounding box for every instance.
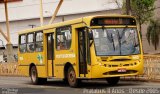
[123,0,156,35]
[146,20,160,50]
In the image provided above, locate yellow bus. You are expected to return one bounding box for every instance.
[18,15,143,87]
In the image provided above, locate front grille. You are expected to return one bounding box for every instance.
[103,70,137,75]
[107,62,137,67]
[123,64,130,66]
[108,65,119,67]
[110,59,131,61]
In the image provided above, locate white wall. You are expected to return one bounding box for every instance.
[0,0,122,45]
[0,9,121,45]
[0,0,122,22]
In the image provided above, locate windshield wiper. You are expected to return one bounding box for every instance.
[116,25,128,55]
[102,26,115,51]
[111,33,115,51]
[119,25,128,39]
[117,31,121,55]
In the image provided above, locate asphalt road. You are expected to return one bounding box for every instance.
[0,76,160,94]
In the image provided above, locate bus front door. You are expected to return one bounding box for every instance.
[78,29,88,77]
[47,33,54,77]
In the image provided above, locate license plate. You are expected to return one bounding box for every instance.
[117,68,126,72]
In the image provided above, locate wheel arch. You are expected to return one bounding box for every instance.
[29,63,36,76]
[64,62,73,79]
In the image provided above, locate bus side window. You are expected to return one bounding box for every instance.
[19,35,27,53]
[56,26,72,50]
[35,31,43,52]
[27,33,34,52]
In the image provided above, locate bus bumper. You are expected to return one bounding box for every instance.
[90,60,143,78]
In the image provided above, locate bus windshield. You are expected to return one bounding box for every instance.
[92,28,140,56]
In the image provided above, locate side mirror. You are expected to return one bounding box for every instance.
[88,32,93,40]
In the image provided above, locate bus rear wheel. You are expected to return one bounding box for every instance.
[67,67,79,87]
[106,77,120,86]
[30,66,47,85]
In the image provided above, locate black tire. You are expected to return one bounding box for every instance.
[63,78,68,84]
[67,67,79,87]
[39,78,47,84]
[106,77,120,86]
[30,66,47,85]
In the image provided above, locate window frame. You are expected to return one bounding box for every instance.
[56,26,72,51]
[27,33,35,53]
[19,34,27,53]
[35,31,43,52]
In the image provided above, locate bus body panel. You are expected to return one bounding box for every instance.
[54,25,79,78]
[19,52,47,77]
[36,66,47,77]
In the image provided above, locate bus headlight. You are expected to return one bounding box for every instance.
[99,63,102,66]
[132,55,139,60]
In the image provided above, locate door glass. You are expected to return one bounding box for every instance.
[78,30,87,74]
[47,34,54,60]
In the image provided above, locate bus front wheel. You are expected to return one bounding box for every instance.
[30,66,47,85]
[106,77,120,86]
[67,67,79,87]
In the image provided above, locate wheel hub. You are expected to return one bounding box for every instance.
[69,71,75,82]
[31,70,36,82]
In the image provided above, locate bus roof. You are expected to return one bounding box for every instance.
[18,14,136,35]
